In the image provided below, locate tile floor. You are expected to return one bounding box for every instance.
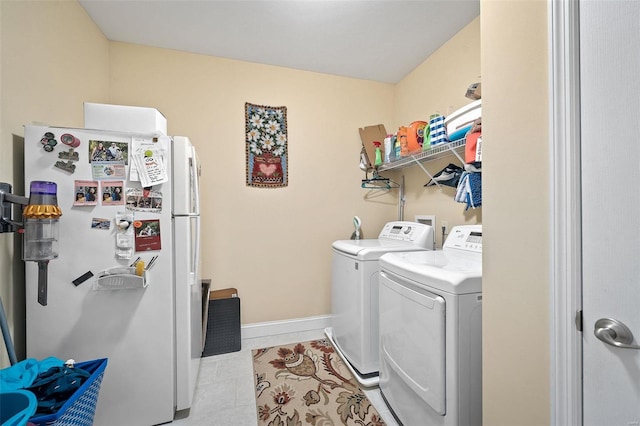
[171,329,399,425]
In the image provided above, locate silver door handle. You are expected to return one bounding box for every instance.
[594,318,640,349]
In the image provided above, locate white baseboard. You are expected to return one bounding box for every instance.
[241,315,332,340]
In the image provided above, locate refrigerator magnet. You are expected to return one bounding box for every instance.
[125,187,162,213]
[101,181,125,206]
[91,161,126,180]
[72,271,94,286]
[130,136,170,182]
[91,218,111,230]
[58,148,79,162]
[74,180,99,206]
[41,132,57,152]
[131,149,168,187]
[89,140,128,163]
[60,133,81,148]
[134,219,161,251]
[54,160,76,174]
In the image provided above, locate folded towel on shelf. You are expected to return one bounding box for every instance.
[455,172,482,210]
[468,172,482,207]
[454,174,466,203]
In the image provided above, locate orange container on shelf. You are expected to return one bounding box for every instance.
[397,126,409,157]
[408,121,428,152]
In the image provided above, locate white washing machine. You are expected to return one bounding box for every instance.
[378,225,482,426]
[326,221,434,387]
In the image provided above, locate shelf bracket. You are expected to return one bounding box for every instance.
[448,144,466,165]
[410,156,442,190]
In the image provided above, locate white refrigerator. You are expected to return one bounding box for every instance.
[23,124,202,425]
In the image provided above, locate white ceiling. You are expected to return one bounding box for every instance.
[78,0,480,84]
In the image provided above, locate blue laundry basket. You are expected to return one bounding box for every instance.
[0,389,37,426]
[28,358,108,426]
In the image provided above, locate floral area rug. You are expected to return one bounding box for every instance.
[252,338,386,426]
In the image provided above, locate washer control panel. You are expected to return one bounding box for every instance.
[378,221,433,248]
[443,225,483,253]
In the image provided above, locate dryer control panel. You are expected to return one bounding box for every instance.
[443,225,483,253]
[378,221,433,248]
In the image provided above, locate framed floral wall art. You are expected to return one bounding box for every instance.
[245,102,288,188]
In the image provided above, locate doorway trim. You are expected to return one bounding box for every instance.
[549,0,582,425]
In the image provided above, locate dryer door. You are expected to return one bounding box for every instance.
[379,271,446,415]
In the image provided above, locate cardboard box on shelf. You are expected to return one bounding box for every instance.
[358,124,387,169]
[84,102,167,135]
[465,82,482,100]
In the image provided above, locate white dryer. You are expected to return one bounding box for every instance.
[327,221,434,387]
[378,225,482,426]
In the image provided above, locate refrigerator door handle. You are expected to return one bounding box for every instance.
[192,216,200,286]
[190,146,201,215]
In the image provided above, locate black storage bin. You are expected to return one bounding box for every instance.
[203,288,241,356]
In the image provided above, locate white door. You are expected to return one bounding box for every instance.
[580,1,640,424]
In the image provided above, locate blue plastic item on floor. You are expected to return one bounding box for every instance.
[0,389,37,426]
[28,358,108,426]
[0,357,64,391]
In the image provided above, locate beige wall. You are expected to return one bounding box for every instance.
[103,17,481,324]
[481,1,550,424]
[0,0,109,366]
[105,43,397,324]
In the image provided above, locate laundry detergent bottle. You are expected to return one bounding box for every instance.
[422,121,432,151]
[408,121,427,153]
[392,134,400,161]
[398,126,409,157]
[383,135,392,163]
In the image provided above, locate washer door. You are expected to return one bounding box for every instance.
[379,271,446,415]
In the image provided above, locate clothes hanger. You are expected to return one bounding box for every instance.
[361,170,399,189]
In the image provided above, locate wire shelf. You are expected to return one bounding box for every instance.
[377,138,466,172]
